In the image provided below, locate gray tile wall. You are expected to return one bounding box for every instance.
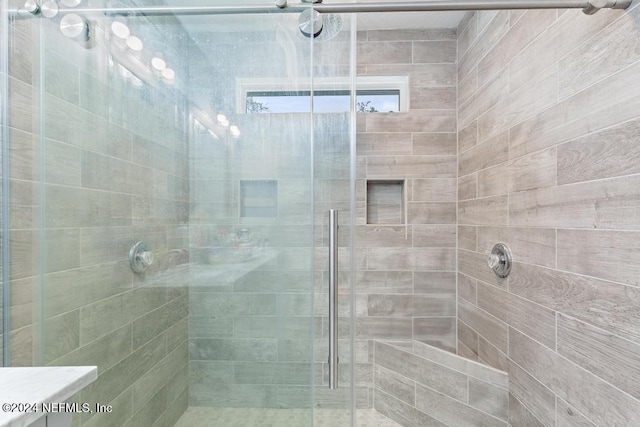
[374,340,508,426]
[357,29,458,357]
[457,7,640,425]
[6,13,189,427]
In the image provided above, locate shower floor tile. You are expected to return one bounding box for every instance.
[174,407,401,426]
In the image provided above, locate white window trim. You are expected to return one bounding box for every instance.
[236,75,410,114]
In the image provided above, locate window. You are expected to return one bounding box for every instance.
[246,89,400,114]
[237,76,409,114]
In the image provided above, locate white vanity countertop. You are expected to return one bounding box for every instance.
[0,366,97,427]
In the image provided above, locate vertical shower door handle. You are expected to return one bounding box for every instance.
[328,209,338,389]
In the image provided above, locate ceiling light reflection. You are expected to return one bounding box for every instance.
[126,35,143,52]
[111,18,130,39]
[151,56,166,71]
[162,67,175,81]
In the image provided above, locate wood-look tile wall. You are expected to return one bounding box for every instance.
[357,29,458,354]
[6,14,190,427]
[374,340,508,426]
[457,7,640,425]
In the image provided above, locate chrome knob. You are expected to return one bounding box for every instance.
[487,253,502,269]
[40,0,59,18]
[298,9,323,38]
[488,243,512,278]
[23,0,40,14]
[60,13,89,41]
[137,251,154,268]
[129,242,154,274]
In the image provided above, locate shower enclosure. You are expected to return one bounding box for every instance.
[2,0,637,426]
[1,0,356,425]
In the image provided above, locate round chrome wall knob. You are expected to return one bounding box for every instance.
[487,243,512,278]
[130,242,154,274]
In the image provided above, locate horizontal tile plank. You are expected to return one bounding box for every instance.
[509,174,640,230]
[477,282,556,349]
[357,41,412,65]
[557,118,640,185]
[375,341,468,402]
[412,179,457,202]
[412,225,456,247]
[408,202,457,224]
[459,131,509,176]
[412,132,457,155]
[416,383,508,426]
[510,328,640,426]
[368,294,455,317]
[367,155,457,178]
[468,377,509,421]
[366,110,457,133]
[458,173,478,201]
[413,41,457,64]
[509,262,640,343]
[509,360,556,426]
[477,147,556,198]
[458,226,477,251]
[557,313,640,400]
[459,196,508,226]
[459,299,508,353]
[557,229,640,286]
[510,55,640,158]
[356,132,412,155]
[365,63,456,86]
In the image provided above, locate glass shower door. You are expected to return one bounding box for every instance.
[7,2,358,426]
[185,14,319,421]
[184,10,355,425]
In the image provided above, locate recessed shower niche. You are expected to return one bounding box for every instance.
[366,180,405,224]
[240,180,278,218]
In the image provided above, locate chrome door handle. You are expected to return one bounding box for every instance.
[328,209,338,389]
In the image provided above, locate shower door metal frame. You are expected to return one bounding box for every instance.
[0,0,10,367]
[9,0,631,18]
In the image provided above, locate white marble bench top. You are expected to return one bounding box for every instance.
[0,366,97,427]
